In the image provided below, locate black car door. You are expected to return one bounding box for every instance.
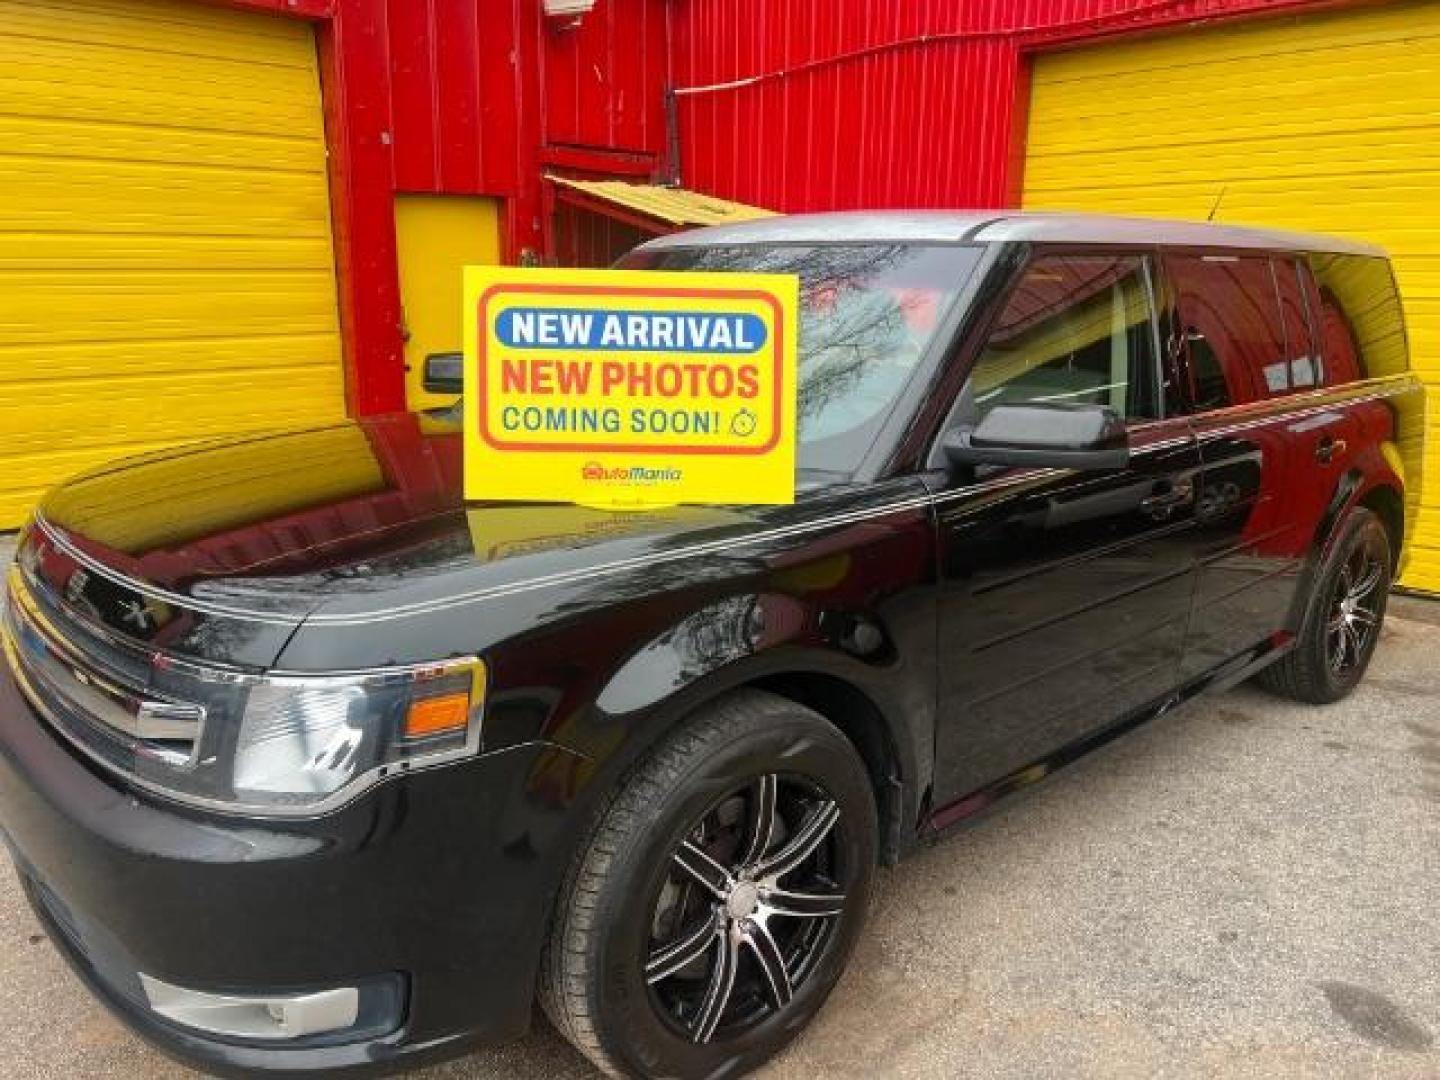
[1159,250,1346,682]
[927,248,1205,808]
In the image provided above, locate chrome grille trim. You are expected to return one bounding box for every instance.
[4,565,493,820]
[3,567,206,767]
[29,513,305,627]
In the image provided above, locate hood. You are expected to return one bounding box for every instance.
[27,412,777,666]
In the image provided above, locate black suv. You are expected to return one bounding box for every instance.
[0,212,1421,1078]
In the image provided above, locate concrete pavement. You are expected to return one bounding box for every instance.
[0,532,1436,1078]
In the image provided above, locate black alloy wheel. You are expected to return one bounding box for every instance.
[644,772,847,1044]
[1325,529,1386,678]
[1258,506,1391,703]
[540,690,876,1079]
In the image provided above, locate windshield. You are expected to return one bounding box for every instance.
[619,243,982,476]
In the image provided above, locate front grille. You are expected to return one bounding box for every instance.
[3,566,206,770]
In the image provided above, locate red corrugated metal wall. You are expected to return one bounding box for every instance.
[543,0,668,153]
[314,0,1360,414]
[551,202,654,268]
[253,0,1350,413]
[386,0,525,196]
[668,0,1339,212]
[383,0,667,197]
[309,0,671,413]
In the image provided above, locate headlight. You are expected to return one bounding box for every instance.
[6,537,485,817]
[230,659,485,812]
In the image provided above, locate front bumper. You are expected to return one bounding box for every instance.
[0,659,591,1078]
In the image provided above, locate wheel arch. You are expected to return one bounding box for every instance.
[746,670,912,864]
[557,582,936,868]
[1290,466,1402,635]
[1358,482,1404,571]
[1309,449,1404,572]
[621,650,930,865]
[567,639,933,872]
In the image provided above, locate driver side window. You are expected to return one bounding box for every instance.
[970,253,1164,421]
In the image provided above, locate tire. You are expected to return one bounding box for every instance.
[1257,506,1391,704]
[539,690,877,1079]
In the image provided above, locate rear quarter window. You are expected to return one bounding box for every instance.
[1306,253,1408,384]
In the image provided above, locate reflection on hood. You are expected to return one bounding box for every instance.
[35,411,757,615]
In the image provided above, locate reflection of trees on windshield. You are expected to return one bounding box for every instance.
[796,289,906,426]
[629,241,980,473]
[644,245,924,428]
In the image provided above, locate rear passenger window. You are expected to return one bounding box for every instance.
[970,253,1163,419]
[1162,253,1285,410]
[1306,253,1408,383]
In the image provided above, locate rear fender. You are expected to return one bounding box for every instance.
[1293,439,1403,626]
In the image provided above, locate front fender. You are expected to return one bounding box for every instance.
[560,584,934,825]
[472,478,938,868]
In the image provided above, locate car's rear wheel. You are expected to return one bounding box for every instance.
[539,690,876,1078]
[1258,506,1391,704]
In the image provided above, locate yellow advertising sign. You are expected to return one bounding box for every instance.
[462,267,799,507]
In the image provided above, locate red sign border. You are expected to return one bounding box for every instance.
[475,282,786,456]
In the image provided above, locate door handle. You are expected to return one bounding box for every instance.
[1140,478,1194,518]
[1316,436,1347,465]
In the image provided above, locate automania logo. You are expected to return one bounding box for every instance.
[580,461,683,485]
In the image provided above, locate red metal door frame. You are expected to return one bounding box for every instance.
[315,0,408,415]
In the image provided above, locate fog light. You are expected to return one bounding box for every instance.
[139,974,359,1040]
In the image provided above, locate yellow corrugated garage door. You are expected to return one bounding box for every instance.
[1023,1,1440,592]
[0,0,345,529]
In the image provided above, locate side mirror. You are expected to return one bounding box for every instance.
[423,352,463,395]
[943,402,1130,471]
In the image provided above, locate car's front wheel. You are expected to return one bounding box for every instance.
[539,690,877,1078]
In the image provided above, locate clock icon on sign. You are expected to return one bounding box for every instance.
[730,408,758,437]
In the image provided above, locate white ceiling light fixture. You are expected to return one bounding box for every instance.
[544,0,597,23]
